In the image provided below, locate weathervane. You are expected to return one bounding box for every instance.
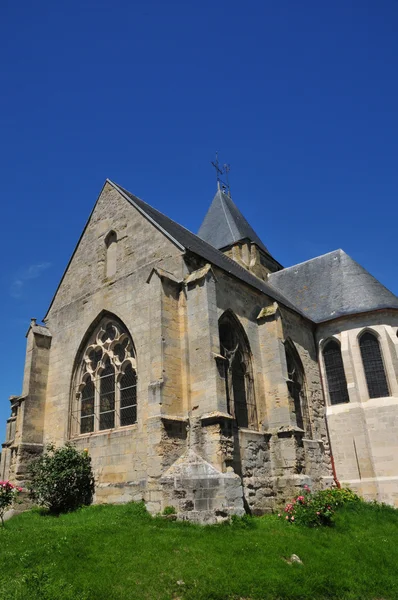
[211,152,231,197]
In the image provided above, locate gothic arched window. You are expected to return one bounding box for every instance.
[72,317,137,436]
[120,363,137,426]
[284,339,311,437]
[323,339,349,405]
[99,358,116,430]
[219,312,257,429]
[105,231,117,278]
[359,331,389,399]
[80,375,95,434]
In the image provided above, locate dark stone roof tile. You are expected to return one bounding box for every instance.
[111,181,303,315]
[198,188,270,254]
[268,249,398,323]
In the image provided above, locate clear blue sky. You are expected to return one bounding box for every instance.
[1,0,397,440]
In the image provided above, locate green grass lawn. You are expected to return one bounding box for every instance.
[0,502,397,600]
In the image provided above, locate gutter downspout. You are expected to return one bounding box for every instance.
[317,351,341,488]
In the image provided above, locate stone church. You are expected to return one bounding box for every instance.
[2,179,398,521]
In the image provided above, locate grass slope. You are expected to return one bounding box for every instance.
[0,502,397,600]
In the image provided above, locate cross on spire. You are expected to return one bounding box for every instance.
[211,152,231,197]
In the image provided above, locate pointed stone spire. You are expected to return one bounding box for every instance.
[197,186,269,254]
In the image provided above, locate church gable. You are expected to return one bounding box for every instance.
[3,175,398,521]
[46,182,184,318]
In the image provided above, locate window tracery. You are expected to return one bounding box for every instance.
[72,318,137,436]
[219,312,257,429]
[284,339,311,437]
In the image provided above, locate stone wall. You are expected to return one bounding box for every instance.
[317,311,398,506]
[1,181,333,521]
[1,323,51,486]
[207,270,333,513]
[37,183,188,509]
[280,307,332,468]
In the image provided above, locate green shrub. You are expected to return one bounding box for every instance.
[229,513,256,529]
[319,486,361,507]
[280,485,362,527]
[0,481,22,526]
[29,444,95,515]
[129,501,150,518]
[162,505,177,515]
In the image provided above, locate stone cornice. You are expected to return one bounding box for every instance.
[184,263,217,287]
[146,267,182,285]
[257,302,279,321]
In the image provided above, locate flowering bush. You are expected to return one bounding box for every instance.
[29,444,95,515]
[279,485,361,527]
[0,481,22,526]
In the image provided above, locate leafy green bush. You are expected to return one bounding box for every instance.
[29,444,95,515]
[0,481,22,526]
[319,486,361,508]
[229,513,257,529]
[162,505,177,515]
[280,485,362,527]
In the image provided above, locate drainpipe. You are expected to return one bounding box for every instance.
[317,351,341,488]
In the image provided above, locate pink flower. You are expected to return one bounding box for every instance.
[316,511,320,515]
[286,516,289,520]
[278,513,281,517]
[291,516,295,521]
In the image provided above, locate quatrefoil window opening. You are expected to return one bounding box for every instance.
[74,320,137,435]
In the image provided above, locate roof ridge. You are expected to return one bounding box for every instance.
[111,182,268,279]
[111,182,247,263]
[109,180,306,318]
[271,249,344,274]
[340,251,398,297]
[269,247,398,323]
[219,193,236,239]
[111,180,203,242]
[110,181,222,251]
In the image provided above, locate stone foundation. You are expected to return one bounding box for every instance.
[160,450,245,523]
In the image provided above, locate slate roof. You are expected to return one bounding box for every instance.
[197,188,270,255]
[45,179,398,326]
[110,181,303,315]
[268,249,398,323]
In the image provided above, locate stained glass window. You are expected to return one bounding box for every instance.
[73,318,137,436]
[99,359,115,430]
[359,332,389,399]
[120,364,137,427]
[219,312,257,430]
[80,378,95,434]
[323,340,349,405]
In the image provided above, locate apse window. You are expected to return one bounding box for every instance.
[323,339,349,405]
[359,331,390,399]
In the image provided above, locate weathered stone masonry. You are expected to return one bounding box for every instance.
[2,179,397,521]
